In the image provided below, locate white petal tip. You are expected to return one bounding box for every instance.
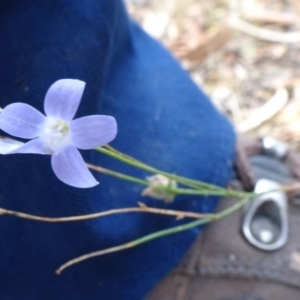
[79,180,99,189]
[57,177,99,189]
[0,138,24,154]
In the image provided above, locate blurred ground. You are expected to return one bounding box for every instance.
[125,0,300,149]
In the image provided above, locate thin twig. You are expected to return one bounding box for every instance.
[57,181,300,273]
[0,206,209,223]
[229,17,300,43]
[238,88,289,132]
[56,196,251,274]
[282,182,300,193]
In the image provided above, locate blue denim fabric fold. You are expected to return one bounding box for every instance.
[0,1,235,299]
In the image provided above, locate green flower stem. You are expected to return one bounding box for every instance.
[56,195,252,274]
[87,163,150,186]
[96,146,230,192]
[170,187,250,198]
[87,163,250,198]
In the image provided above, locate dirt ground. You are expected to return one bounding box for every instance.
[125,0,300,149]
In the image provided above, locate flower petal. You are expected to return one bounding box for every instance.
[0,103,45,138]
[51,146,98,188]
[0,138,24,154]
[9,138,52,155]
[70,115,117,149]
[44,79,85,121]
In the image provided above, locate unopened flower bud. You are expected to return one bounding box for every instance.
[142,174,177,203]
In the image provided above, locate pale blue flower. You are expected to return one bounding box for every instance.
[0,79,117,188]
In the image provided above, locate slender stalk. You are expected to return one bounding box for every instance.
[0,206,210,223]
[96,146,224,191]
[97,147,251,198]
[87,162,249,198]
[86,163,150,186]
[56,196,252,274]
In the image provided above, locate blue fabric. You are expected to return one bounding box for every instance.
[0,1,235,299]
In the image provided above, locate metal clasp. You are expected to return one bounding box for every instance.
[242,179,288,251]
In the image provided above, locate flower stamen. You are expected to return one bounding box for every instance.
[40,117,71,152]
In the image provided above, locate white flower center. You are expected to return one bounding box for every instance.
[40,117,71,152]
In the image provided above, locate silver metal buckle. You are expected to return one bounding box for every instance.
[242,179,288,251]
